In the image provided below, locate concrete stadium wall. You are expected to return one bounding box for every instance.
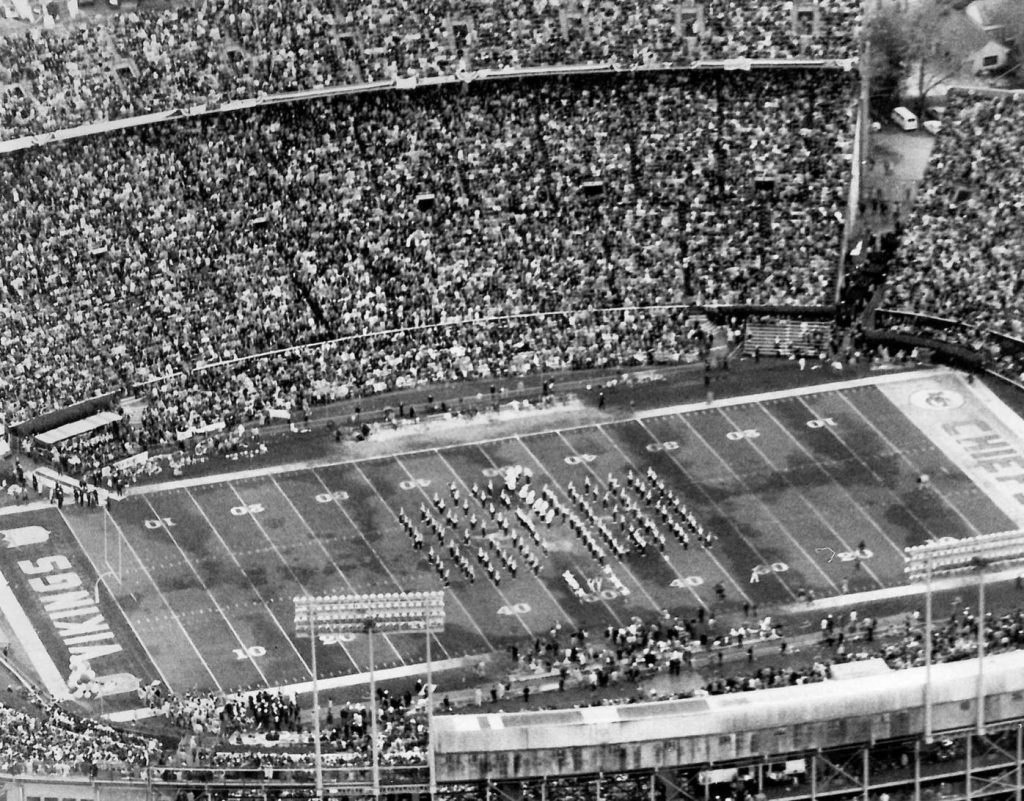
[432,652,1024,782]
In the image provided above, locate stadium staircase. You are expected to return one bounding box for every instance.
[119,396,148,428]
[742,319,833,358]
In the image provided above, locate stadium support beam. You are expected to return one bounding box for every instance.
[977,560,986,736]
[925,554,933,742]
[908,538,1010,743]
[294,592,446,799]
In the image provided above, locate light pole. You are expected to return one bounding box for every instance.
[924,553,933,743]
[294,592,446,800]
[366,617,379,797]
[972,557,987,736]
[310,607,323,800]
[904,531,1024,742]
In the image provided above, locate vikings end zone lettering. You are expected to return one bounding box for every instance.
[0,515,157,703]
[18,552,122,662]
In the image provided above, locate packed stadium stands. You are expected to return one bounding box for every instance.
[10,0,1024,798]
[883,90,1024,335]
[0,688,158,777]
[0,69,854,447]
[879,90,1024,383]
[2,600,1021,779]
[0,0,862,140]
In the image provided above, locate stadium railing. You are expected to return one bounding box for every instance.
[0,59,857,156]
[0,59,858,452]
[3,654,1024,800]
[873,309,1024,373]
[5,303,837,454]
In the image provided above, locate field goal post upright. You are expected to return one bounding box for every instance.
[294,591,446,800]
[98,499,124,601]
[905,529,1024,739]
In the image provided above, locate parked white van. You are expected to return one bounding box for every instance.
[891,106,918,131]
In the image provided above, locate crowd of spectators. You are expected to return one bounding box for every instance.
[0,70,854,455]
[876,605,1024,670]
[490,602,1024,708]
[0,689,159,777]
[881,90,1024,380]
[1,603,1021,781]
[147,683,428,774]
[0,0,862,140]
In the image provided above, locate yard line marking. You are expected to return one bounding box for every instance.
[308,468,453,663]
[503,437,626,627]
[221,484,359,673]
[715,406,855,592]
[593,424,751,606]
[794,395,927,556]
[674,413,839,592]
[836,392,985,537]
[268,475,404,667]
[432,450,576,628]
[148,492,268,685]
[130,371,947,497]
[105,505,222,692]
[389,454,534,638]
[347,463,496,654]
[57,509,174,693]
[184,488,315,673]
[630,418,798,602]
[739,404,890,586]
[553,430,694,612]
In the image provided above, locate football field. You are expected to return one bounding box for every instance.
[3,367,1022,712]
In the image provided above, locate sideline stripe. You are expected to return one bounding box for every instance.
[131,369,935,497]
[104,652,486,723]
[128,401,591,495]
[0,500,60,518]
[787,563,1024,613]
[635,366,945,421]
[0,567,69,699]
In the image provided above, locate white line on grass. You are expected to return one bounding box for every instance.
[222,483,357,674]
[592,424,751,607]
[501,436,628,628]
[552,430,692,612]
[346,463,498,654]
[793,395,922,557]
[674,412,840,592]
[100,506,222,692]
[144,493,272,686]
[57,508,174,693]
[432,449,577,629]
[267,475,405,667]
[628,418,798,602]
[726,404,887,588]
[836,392,985,538]
[307,469,453,664]
[388,454,534,638]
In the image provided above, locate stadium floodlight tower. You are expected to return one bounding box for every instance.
[294,591,445,800]
[905,529,1024,740]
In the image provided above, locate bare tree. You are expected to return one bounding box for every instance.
[865,0,969,113]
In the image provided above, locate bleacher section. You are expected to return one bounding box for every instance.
[743,319,834,357]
